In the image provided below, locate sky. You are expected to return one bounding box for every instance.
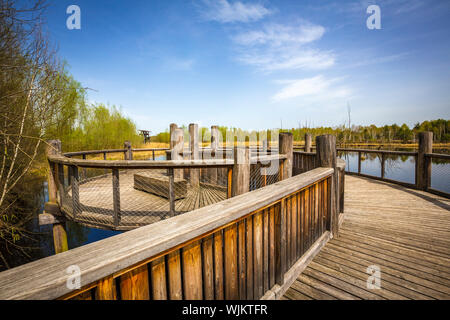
[43,0,450,133]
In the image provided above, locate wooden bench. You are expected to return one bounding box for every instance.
[134,172,187,200]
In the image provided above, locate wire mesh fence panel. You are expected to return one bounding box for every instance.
[384,155,416,185]
[249,162,279,191]
[360,152,382,178]
[293,152,316,175]
[430,158,450,194]
[56,163,231,230]
[131,149,169,161]
[339,151,359,173]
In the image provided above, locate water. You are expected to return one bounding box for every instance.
[339,148,450,193]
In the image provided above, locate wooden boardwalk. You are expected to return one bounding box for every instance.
[283,175,450,300]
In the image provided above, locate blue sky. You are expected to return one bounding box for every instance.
[44,0,450,133]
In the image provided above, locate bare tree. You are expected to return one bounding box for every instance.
[0,0,83,268]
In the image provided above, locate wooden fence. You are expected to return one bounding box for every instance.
[0,167,335,300]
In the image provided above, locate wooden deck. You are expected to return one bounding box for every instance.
[283,175,450,300]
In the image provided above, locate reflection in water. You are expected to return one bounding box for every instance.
[339,148,449,193]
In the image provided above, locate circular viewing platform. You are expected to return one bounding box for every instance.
[62,169,228,230]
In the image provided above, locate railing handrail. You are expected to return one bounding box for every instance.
[64,148,171,157]
[336,148,418,156]
[292,142,448,199]
[48,153,287,169]
[293,151,316,156]
[0,167,334,300]
[425,152,450,160]
[64,149,128,157]
[131,148,170,152]
[48,154,235,169]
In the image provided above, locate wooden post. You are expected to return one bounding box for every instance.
[339,169,345,213]
[189,124,200,187]
[275,198,286,285]
[279,132,293,180]
[316,135,338,237]
[82,154,87,179]
[417,131,433,190]
[46,140,68,254]
[211,125,219,150]
[169,123,178,149]
[357,151,361,175]
[227,167,233,198]
[210,125,219,184]
[57,163,64,206]
[46,140,61,203]
[71,165,80,217]
[112,168,121,227]
[103,152,107,174]
[152,150,155,160]
[124,141,132,160]
[168,168,175,216]
[52,222,68,254]
[381,153,386,179]
[172,128,184,180]
[231,147,250,196]
[304,133,312,152]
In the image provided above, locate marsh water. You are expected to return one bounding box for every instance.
[338,148,449,192]
[5,150,450,269]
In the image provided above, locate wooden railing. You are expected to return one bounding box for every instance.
[46,149,287,231]
[0,167,336,300]
[293,151,345,215]
[294,132,449,199]
[64,147,171,161]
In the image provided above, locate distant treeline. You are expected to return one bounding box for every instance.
[151,119,450,144]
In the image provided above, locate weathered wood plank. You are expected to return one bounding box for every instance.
[245,216,254,300]
[150,257,167,300]
[269,206,276,289]
[95,276,116,300]
[167,250,183,300]
[202,235,215,300]
[182,241,203,300]
[263,208,269,293]
[224,224,238,299]
[253,211,263,298]
[214,230,224,300]
[120,264,150,300]
[237,220,247,299]
[286,196,292,269]
[290,194,297,264]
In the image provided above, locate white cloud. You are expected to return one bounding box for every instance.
[233,23,334,72]
[239,48,334,72]
[272,75,352,101]
[201,0,272,23]
[233,23,325,46]
[344,52,410,69]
